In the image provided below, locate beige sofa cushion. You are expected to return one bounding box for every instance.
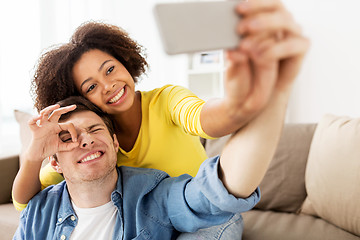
[205,123,316,213]
[243,210,360,240]
[255,123,316,213]
[0,203,20,239]
[302,114,360,236]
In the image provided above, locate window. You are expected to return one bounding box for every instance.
[0,1,41,155]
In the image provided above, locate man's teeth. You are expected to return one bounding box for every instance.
[108,88,125,104]
[80,152,101,163]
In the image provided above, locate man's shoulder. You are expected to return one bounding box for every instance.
[118,166,171,193]
[119,166,169,181]
[29,181,66,206]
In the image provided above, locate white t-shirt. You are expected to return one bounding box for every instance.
[70,201,118,240]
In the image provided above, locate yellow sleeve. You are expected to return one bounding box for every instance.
[12,192,28,211]
[12,163,64,211]
[39,163,65,190]
[165,85,215,139]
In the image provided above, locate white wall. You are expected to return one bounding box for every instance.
[0,0,41,155]
[285,0,360,123]
[1,0,360,155]
[0,0,186,156]
[37,0,188,92]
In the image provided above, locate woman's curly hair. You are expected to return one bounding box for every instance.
[31,21,148,111]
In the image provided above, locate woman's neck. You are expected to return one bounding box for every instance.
[112,91,142,151]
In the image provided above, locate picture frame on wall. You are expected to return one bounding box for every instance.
[192,51,223,70]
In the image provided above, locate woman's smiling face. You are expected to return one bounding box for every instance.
[72,49,136,114]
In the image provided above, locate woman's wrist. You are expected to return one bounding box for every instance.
[21,148,46,164]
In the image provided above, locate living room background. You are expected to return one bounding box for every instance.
[1,0,360,156]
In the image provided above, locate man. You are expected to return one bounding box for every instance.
[13,83,288,239]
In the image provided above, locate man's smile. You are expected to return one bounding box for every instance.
[78,151,104,164]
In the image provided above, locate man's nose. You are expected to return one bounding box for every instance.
[80,134,95,148]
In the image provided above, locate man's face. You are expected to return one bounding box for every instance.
[52,111,119,184]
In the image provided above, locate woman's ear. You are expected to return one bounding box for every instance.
[49,155,63,174]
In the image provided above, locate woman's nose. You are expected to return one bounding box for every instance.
[103,82,116,94]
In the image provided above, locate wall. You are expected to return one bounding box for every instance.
[0,0,186,156]
[285,0,360,123]
[1,0,360,155]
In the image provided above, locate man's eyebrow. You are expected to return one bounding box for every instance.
[79,59,113,91]
[87,123,105,131]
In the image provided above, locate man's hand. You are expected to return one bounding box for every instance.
[218,0,309,198]
[200,0,309,138]
[227,0,310,95]
[25,104,79,162]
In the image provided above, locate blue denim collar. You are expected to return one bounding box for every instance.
[57,183,76,226]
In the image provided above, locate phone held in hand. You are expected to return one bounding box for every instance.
[153,0,241,55]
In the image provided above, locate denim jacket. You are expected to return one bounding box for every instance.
[14,156,260,240]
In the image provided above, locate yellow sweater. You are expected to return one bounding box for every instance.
[117,84,211,177]
[14,85,211,211]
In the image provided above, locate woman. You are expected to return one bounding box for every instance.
[13,0,308,237]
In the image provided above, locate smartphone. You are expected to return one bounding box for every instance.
[153,0,241,55]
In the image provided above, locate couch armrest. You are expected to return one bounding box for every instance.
[0,155,19,204]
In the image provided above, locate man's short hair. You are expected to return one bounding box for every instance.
[56,96,116,138]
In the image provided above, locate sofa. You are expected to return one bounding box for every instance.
[1,115,359,239]
[204,115,360,240]
[0,154,20,240]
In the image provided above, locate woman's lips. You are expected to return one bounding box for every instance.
[107,87,125,104]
